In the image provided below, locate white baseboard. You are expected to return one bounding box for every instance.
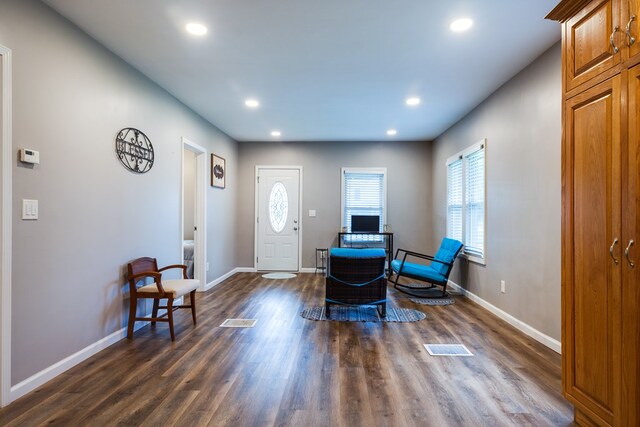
[6,264,254,405]
[447,280,561,354]
[298,268,316,273]
[235,267,256,273]
[9,316,151,403]
[203,267,239,291]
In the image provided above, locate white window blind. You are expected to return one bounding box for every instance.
[447,158,463,242]
[465,147,485,258]
[342,168,386,242]
[446,140,486,263]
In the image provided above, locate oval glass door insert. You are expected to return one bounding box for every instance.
[269,181,288,233]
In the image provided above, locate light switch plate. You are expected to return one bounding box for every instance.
[309,210,316,217]
[22,199,38,220]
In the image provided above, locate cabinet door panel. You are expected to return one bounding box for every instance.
[564,75,622,425]
[566,0,621,90]
[623,65,640,427]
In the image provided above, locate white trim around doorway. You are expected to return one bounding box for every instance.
[181,137,207,291]
[0,44,12,407]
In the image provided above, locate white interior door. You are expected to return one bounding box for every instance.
[257,168,300,271]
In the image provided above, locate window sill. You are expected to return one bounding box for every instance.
[459,252,486,266]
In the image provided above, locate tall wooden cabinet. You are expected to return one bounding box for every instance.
[548,1,639,426]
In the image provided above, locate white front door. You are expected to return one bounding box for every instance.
[257,168,300,271]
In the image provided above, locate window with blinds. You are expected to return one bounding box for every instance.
[447,158,463,242]
[446,140,486,263]
[341,168,387,243]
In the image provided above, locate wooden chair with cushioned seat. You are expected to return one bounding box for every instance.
[126,257,199,341]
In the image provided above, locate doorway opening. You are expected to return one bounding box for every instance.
[181,138,207,290]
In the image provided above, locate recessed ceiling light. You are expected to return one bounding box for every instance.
[406,97,421,106]
[387,129,397,136]
[245,99,260,108]
[450,18,473,32]
[271,130,281,137]
[186,22,208,36]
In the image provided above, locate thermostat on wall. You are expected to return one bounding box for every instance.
[19,148,40,164]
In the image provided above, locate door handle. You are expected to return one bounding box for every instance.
[610,238,619,264]
[627,15,636,46]
[611,25,620,53]
[625,239,635,268]
[293,227,298,231]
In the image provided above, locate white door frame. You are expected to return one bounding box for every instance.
[181,138,207,291]
[0,44,13,407]
[254,166,303,271]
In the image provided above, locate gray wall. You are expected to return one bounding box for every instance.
[431,43,562,340]
[0,0,238,384]
[237,141,432,268]
[183,149,196,241]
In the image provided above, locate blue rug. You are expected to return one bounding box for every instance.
[300,306,426,322]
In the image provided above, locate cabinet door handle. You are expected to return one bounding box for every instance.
[627,15,636,46]
[625,240,635,268]
[610,238,620,264]
[611,25,620,53]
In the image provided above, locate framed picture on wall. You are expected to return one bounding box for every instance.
[211,154,226,188]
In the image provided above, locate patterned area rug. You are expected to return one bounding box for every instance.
[409,297,455,306]
[397,284,457,305]
[300,306,426,322]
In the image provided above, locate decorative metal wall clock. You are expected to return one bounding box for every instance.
[115,128,154,173]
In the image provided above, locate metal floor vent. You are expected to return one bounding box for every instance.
[424,344,473,357]
[220,319,257,328]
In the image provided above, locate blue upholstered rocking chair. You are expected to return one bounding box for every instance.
[390,238,463,298]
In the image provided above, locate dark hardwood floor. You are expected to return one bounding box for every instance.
[0,273,574,426]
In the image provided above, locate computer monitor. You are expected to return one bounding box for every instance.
[351,215,380,233]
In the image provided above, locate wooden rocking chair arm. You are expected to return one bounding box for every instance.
[158,264,188,279]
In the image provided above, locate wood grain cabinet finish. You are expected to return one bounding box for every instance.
[563,76,622,426]
[548,0,640,425]
[622,64,640,427]
[565,0,622,90]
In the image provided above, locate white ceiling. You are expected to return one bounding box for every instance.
[43,0,561,142]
